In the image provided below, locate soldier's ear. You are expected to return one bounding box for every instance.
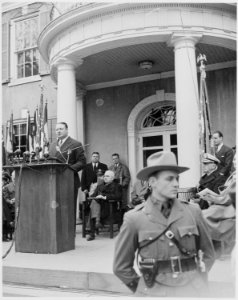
[148,177,156,187]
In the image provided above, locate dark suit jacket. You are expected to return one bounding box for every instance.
[81,162,108,191]
[49,136,86,188]
[215,145,234,177]
[91,181,122,219]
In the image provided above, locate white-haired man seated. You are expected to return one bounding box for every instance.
[87,170,122,241]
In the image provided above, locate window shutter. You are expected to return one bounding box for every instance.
[2,21,10,83]
[39,6,51,75]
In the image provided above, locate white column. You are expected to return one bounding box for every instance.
[170,34,201,187]
[76,87,86,145]
[56,59,77,139]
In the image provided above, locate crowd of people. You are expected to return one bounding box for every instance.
[2,122,236,297]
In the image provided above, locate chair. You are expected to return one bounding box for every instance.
[177,187,197,202]
[82,196,123,239]
[104,199,123,238]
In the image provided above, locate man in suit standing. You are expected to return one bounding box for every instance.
[81,152,108,195]
[49,122,86,233]
[109,153,130,211]
[212,131,234,179]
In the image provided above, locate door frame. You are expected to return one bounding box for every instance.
[127,90,176,185]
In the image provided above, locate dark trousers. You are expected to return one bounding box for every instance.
[74,185,79,236]
[89,218,96,237]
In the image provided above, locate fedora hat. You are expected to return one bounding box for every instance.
[137,151,189,180]
[202,153,220,164]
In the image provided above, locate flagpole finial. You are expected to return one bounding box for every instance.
[197,53,207,79]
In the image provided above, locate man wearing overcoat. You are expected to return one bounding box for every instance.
[109,153,130,211]
[113,151,215,297]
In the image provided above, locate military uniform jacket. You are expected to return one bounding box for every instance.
[49,136,86,188]
[215,144,234,177]
[113,196,215,296]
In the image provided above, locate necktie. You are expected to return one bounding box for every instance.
[161,200,172,218]
[58,139,62,147]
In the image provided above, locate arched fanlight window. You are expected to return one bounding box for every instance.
[142,105,176,128]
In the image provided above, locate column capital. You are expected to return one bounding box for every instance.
[76,84,86,100]
[53,56,83,71]
[168,33,202,50]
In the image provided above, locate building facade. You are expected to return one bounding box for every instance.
[2,2,236,188]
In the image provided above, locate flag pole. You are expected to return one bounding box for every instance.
[197,54,213,175]
[197,54,206,175]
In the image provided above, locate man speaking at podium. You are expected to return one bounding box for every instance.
[49,122,86,233]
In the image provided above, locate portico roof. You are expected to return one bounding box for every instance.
[38,2,236,87]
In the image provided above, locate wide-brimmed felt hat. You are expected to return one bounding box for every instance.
[203,153,220,164]
[137,151,189,180]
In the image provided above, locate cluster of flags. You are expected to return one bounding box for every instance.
[5,91,49,157]
[197,54,212,155]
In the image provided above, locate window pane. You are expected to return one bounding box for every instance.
[14,136,20,148]
[33,49,38,61]
[31,18,38,46]
[33,61,39,75]
[24,20,31,48]
[143,105,176,128]
[17,65,24,78]
[25,51,31,62]
[171,148,178,161]
[143,136,163,147]
[17,52,24,64]
[21,135,26,146]
[14,125,19,135]
[25,63,32,77]
[170,134,177,146]
[143,149,163,167]
[15,22,24,51]
[20,124,26,134]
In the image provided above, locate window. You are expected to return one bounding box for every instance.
[11,117,56,154]
[15,17,39,78]
[142,105,176,128]
[13,123,27,153]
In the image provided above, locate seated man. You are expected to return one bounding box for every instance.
[197,154,236,257]
[196,153,227,209]
[87,170,122,241]
[130,179,150,208]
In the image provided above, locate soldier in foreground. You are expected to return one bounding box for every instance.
[113,151,215,297]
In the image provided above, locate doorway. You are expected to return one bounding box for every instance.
[127,90,176,183]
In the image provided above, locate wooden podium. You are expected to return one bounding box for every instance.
[13,160,75,254]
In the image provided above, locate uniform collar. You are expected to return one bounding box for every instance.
[144,196,183,226]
